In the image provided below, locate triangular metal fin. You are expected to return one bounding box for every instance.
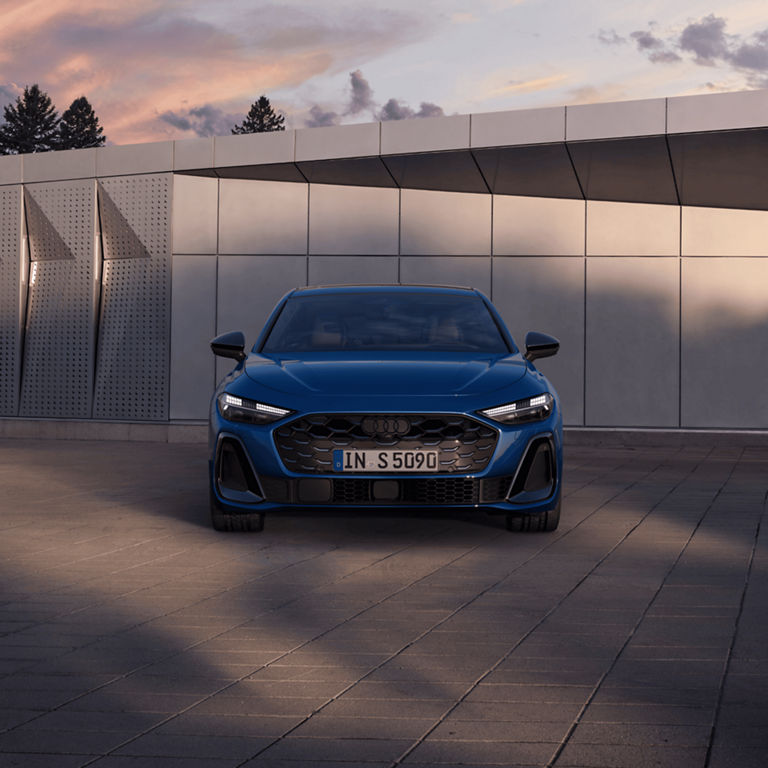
[97,183,151,260]
[23,189,74,261]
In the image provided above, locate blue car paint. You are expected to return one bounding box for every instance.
[209,285,562,517]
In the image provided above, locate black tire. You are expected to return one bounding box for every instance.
[210,490,265,532]
[506,498,560,532]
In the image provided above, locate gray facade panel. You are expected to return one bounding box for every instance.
[172,175,219,255]
[682,206,768,257]
[308,184,399,255]
[472,144,582,199]
[492,256,585,426]
[585,257,679,427]
[493,195,585,256]
[401,189,491,256]
[217,254,307,346]
[0,155,22,185]
[470,107,565,148]
[20,180,96,419]
[96,141,174,177]
[173,138,214,171]
[587,201,680,256]
[681,257,768,428]
[218,179,308,255]
[23,147,97,183]
[568,136,678,206]
[214,130,295,169]
[93,174,171,420]
[296,122,379,162]
[170,254,217,420]
[566,98,666,141]
[308,256,398,285]
[667,90,768,133]
[0,186,22,415]
[381,114,470,155]
[399,256,491,296]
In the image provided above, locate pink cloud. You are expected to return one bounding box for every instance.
[0,1,431,144]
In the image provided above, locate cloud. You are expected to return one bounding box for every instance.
[377,98,445,121]
[302,70,444,127]
[629,29,681,63]
[597,29,625,46]
[0,83,21,107]
[624,15,768,86]
[159,104,241,137]
[415,102,444,118]
[346,69,375,115]
[0,1,437,144]
[679,14,729,64]
[305,105,339,127]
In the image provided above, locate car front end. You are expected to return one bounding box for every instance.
[208,285,562,532]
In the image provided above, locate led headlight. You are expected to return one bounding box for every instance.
[217,393,292,425]
[478,393,553,425]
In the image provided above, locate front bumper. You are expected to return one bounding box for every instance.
[209,411,562,517]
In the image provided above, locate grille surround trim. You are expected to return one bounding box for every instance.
[274,413,499,475]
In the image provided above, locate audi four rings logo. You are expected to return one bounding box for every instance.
[361,417,410,436]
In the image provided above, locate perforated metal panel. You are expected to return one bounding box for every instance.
[98,183,151,260]
[0,186,22,415]
[93,175,170,420]
[19,181,97,418]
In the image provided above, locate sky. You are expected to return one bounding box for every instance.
[1,0,767,145]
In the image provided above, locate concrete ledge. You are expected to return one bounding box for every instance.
[0,418,207,443]
[565,426,768,448]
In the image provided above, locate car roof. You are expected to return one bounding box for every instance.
[291,284,478,297]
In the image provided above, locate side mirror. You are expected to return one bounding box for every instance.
[524,331,559,362]
[211,331,246,362]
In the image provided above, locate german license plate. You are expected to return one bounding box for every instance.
[333,449,438,472]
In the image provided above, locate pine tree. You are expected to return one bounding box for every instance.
[59,96,106,149]
[0,84,60,154]
[231,95,285,134]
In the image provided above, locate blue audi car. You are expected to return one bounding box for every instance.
[209,284,562,533]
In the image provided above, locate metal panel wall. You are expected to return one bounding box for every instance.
[308,256,398,285]
[587,201,680,256]
[681,258,768,428]
[308,184,399,255]
[216,255,307,384]
[218,179,308,255]
[172,175,218,255]
[493,196,585,256]
[492,257,585,426]
[19,181,96,418]
[399,256,491,296]
[93,174,171,420]
[0,186,22,416]
[585,257,680,427]
[401,189,491,255]
[169,254,217,420]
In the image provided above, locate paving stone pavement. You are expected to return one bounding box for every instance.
[0,438,766,768]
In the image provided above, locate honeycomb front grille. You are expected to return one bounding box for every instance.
[274,413,498,474]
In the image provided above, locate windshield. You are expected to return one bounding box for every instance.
[262,292,510,354]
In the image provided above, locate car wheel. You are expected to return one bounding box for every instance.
[506,498,560,532]
[210,490,265,532]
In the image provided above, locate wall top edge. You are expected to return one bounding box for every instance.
[2,87,765,177]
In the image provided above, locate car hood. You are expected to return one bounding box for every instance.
[243,353,527,398]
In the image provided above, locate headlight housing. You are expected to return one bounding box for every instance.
[217,393,293,425]
[478,393,553,425]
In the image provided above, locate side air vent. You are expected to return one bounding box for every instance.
[215,437,263,503]
[508,437,555,504]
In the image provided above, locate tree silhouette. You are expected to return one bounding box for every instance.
[232,95,285,134]
[0,84,60,154]
[59,96,106,149]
